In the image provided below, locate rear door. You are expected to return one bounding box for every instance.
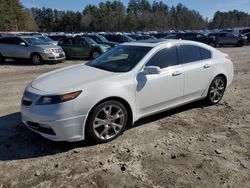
[179,45,214,101]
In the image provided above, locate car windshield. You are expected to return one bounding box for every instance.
[124,35,135,42]
[97,35,109,42]
[38,36,54,42]
[24,37,48,45]
[84,37,97,45]
[86,45,152,72]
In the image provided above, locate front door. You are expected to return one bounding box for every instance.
[136,46,184,118]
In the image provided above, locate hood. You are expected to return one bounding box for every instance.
[31,64,114,93]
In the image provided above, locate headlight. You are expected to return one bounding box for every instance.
[44,49,52,54]
[36,91,82,105]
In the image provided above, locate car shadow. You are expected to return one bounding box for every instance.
[0,101,206,161]
[0,112,93,161]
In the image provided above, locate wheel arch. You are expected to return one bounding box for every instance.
[30,52,42,59]
[85,96,134,134]
[215,73,227,86]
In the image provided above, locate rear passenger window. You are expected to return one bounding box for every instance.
[179,45,202,64]
[200,48,212,60]
[146,47,178,69]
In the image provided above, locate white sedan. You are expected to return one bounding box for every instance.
[21,40,234,143]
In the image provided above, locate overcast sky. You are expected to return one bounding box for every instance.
[21,0,250,20]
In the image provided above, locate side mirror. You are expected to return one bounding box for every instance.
[20,42,27,46]
[143,66,161,75]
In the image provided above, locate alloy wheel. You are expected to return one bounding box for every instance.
[32,54,42,65]
[93,105,125,140]
[209,78,225,103]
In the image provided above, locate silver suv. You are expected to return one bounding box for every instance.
[0,36,65,65]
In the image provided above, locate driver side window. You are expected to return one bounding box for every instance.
[146,47,178,69]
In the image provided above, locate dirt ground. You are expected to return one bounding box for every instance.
[0,46,250,188]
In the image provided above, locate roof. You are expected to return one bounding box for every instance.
[121,39,216,52]
[121,39,170,47]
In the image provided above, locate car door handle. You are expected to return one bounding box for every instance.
[172,71,182,76]
[204,64,211,69]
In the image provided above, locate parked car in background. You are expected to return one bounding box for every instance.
[21,39,233,143]
[79,34,119,47]
[165,32,212,45]
[133,35,157,41]
[103,34,135,43]
[58,37,111,59]
[48,35,67,42]
[152,33,170,39]
[208,32,245,47]
[0,36,65,64]
[243,32,250,44]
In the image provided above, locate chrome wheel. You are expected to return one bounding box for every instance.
[209,78,225,103]
[32,54,42,65]
[93,105,125,140]
[92,52,100,59]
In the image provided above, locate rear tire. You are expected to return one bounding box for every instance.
[31,53,43,65]
[206,76,226,105]
[86,100,128,143]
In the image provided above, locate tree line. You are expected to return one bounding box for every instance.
[1,0,250,32]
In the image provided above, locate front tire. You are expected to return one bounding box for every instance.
[86,100,128,143]
[31,53,43,65]
[206,76,226,105]
[92,51,101,59]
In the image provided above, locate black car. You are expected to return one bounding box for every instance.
[58,37,111,59]
[152,33,170,39]
[165,32,212,45]
[133,35,157,40]
[103,34,135,43]
[48,35,67,41]
[80,34,118,47]
[208,32,244,47]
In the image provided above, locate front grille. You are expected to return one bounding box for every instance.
[27,121,56,135]
[51,48,63,53]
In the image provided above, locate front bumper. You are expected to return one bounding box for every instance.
[20,87,87,142]
[40,52,66,63]
[21,110,87,142]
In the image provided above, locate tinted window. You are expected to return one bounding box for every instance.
[179,45,202,64]
[200,48,212,60]
[74,38,86,45]
[60,38,73,45]
[0,38,15,44]
[218,33,226,37]
[13,38,24,45]
[146,47,178,69]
